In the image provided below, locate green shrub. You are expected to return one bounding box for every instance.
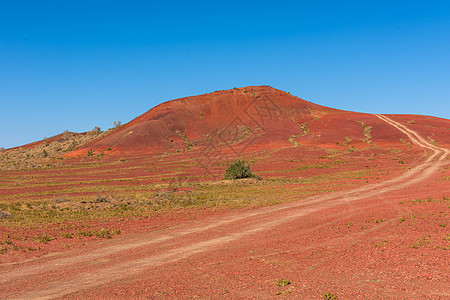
[35,234,55,244]
[223,159,260,180]
[323,292,337,299]
[277,278,290,287]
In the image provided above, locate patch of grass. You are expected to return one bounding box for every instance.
[35,234,56,244]
[0,126,113,171]
[323,292,337,299]
[373,240,388,248]
[342,136,352,146]
[77,228,120,239]
[174,130,193,150]
[428,135,439,146]
[409,196,449,207]
[13,245,24,252]
[412,237,431,249]
[288,135,301,147]
[358,121,373,145]
[275,289,292,295]
[60,232,74,238]
[94,228,112,239]
[399,138,412,148]
[264,161,345,174]
[0,160,390,232]
[276,278,290,287]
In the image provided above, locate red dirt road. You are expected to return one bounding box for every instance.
[1,115,449,299]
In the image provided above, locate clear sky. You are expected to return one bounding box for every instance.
[1,1,449,149]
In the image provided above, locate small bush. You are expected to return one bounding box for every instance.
[88,126,101,135]
[60,232,74,239]
[277,278,290,287]
[35,234,55,244]
[94,228,112,239]
[323,292,337,299]
[223,159,260,180]
[0,210,10,219]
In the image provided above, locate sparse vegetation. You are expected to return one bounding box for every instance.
[427,135,439,146]
[412,237,431,249]
[60,232,74,238]
[174,130,193,150]
[342,136,352,147]
[399,138,412,148]
[0,126,110,170]
[0,210,10,219]
[290,116,318,137]
[288,135,301,147]
[358,121,373,145]
[408,196,449,207]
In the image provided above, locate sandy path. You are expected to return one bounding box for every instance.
[0,115,448,299]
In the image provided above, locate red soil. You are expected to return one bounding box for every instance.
[0,112,449,299]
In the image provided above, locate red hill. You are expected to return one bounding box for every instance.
[65,85,449,157]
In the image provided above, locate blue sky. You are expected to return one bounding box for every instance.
[1,1,449,148]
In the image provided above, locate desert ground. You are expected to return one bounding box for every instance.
[0,87,449,299]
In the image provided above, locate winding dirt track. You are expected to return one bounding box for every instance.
[0,115,449,299]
